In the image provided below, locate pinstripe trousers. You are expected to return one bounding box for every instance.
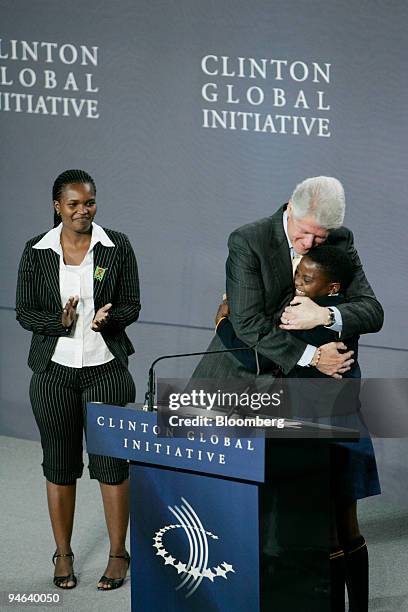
[29,359,135,484]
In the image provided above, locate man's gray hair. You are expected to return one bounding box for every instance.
[290,176,345,229]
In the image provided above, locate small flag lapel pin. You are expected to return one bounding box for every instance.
[94,266,108,281]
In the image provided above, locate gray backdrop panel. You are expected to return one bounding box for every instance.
[1,0,407,439]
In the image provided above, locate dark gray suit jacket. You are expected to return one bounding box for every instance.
[193,205,383,379]
[16,228,140,372]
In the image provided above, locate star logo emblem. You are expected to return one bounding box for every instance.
[152,497,236,599]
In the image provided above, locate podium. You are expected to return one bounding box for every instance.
[87,403,358,611]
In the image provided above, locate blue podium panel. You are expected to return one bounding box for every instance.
[130,465,259,612]
[87,403,265,483]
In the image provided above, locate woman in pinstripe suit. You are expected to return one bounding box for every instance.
[16,169,140,590]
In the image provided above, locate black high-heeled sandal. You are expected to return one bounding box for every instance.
[97,551,130,590]
[52,551,77,589]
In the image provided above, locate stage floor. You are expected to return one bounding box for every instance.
[1,435,407,611]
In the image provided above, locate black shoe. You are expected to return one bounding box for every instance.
[97,551,130,591]
[52,551,77,589]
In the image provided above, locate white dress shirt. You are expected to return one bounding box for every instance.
[282,210,343,366]
[33,222,115,368]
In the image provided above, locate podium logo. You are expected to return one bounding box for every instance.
[153,497,235,598]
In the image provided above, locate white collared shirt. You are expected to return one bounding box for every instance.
[282,210,342,366]
[33,222,115,368]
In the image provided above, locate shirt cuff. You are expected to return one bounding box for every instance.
[324,306,342,332]
[297,344,317,367]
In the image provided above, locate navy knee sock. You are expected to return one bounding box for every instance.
[330,547,346,612]
[344,536,368,612]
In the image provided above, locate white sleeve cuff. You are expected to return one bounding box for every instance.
[325,306,343,333]
[297,344,316,367]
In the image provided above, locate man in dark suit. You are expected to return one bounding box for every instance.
[194,176,383,380]
[192,176,383,610]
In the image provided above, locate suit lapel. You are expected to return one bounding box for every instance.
[37,249,62,308]
[269,205,292,286]
[93,242,118,304]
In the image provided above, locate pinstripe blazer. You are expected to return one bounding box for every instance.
[16,228,140,372]
[192,205,383,380]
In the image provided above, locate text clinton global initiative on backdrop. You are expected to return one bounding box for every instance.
[201,54,332,136]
